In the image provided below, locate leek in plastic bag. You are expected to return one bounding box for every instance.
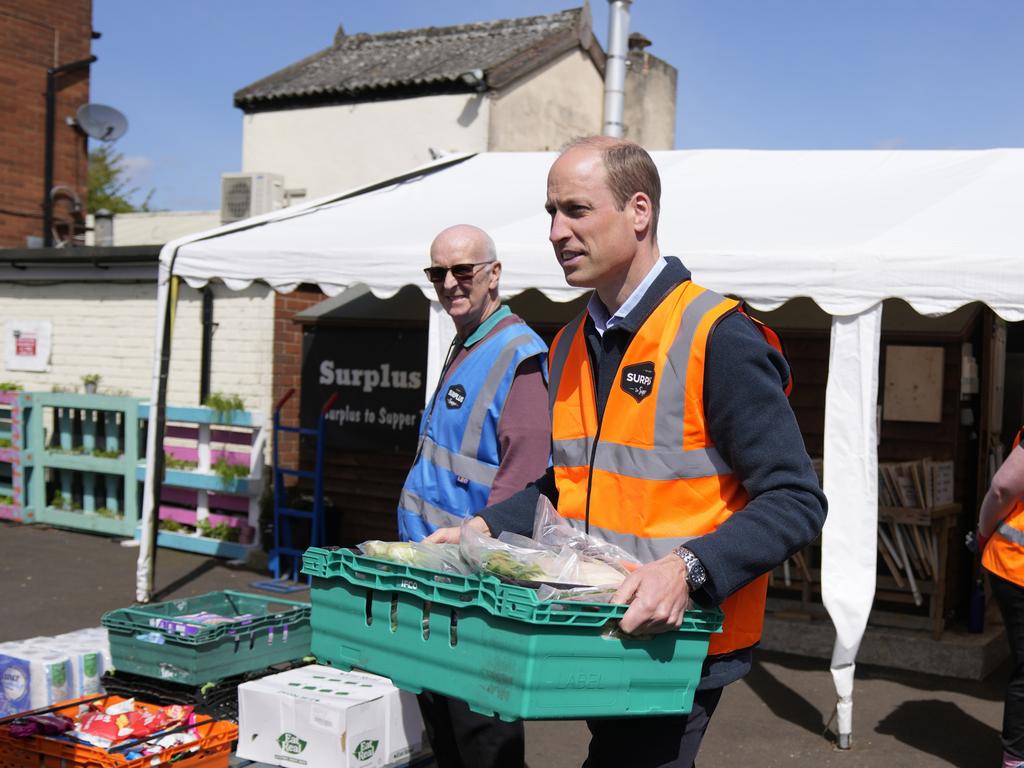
[358,540,470,573]
[532,495,642,573]
[461,521,629,588]
[536,584,619,603]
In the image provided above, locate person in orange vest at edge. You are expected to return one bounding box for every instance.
[975,426,1024,768]
[399,224,551,768]
[427,137,827,767]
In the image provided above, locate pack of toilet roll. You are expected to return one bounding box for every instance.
[0,627,112,716]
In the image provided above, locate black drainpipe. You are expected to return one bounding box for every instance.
[44,56,96,247]
[200,286,214,403]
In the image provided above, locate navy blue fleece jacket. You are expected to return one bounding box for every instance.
[478,257,827,680]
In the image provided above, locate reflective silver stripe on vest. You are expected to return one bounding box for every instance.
[654,287,730,449]
[553,436,727,479]
[997,521,1024,546]
[462,332,543,459]
[399,488,467,529]
[419,435,498,486]
[553,436,592,468]
[548,312,585,413]
[565,517,695,562]
[594,442,730,480]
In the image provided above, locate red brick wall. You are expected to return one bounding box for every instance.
[0,0,93,247]
[272,287,325,469]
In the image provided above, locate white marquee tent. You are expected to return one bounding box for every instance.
[139,149,1024,744]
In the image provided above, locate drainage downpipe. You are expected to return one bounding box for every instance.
[602,0,632,138]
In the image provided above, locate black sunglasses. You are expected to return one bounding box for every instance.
[423,261,494,284]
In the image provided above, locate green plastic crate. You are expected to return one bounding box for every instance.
[302,546,482,606]
[303,547,723,721]
[102,590,311,685]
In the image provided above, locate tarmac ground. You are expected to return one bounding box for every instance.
[0,521,1010,767]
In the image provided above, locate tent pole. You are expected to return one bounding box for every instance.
[425,300,456,407]
[136,273,179,602]
[820,304,883,749]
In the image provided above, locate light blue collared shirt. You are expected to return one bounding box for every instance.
[586,257,668,337]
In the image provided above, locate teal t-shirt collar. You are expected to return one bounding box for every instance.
[463,305,511,347]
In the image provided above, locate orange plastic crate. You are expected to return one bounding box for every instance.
[0,695,237,768]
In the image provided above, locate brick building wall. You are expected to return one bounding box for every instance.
[272,286,325,469]
[0,0,93,247]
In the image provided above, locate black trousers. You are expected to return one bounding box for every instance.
[990,571,1024,759]
[417,691,524,768]
[582,686,723,768]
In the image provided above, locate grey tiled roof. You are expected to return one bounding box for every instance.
[234,5,600,110]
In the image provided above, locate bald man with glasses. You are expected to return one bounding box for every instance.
[397,224,550,768]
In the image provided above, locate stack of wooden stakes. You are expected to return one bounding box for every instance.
[876,458,955,607]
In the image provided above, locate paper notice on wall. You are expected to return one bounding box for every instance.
[4,321,52,372]
[930,460,955,506]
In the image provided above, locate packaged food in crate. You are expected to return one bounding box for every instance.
[301,546,722,721]
[101,591,310,686]
[0,694,237,767]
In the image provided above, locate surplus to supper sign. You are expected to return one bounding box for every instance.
[301,327,426,453]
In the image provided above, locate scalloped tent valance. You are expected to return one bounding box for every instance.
[163,148,1024,320]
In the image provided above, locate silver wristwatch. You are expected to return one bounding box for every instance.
[673,545,707,590]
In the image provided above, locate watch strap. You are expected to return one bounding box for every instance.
[673,545,707,590]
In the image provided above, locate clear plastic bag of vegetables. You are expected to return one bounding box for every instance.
[357,540,471,573]
[459,520,630,588]
[531,495,642,574]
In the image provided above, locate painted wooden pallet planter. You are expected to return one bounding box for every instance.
[0,390,27,522]
[4,394,266,557]
[135,527,253,560]
[138,403,266,560]
[22,392,140,536]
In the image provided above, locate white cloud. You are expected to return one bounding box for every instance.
[120,154,155,186]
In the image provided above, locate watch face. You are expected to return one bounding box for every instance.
[676,547,706,588]
[689,562,707,588]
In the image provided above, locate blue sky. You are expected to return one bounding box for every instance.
[91,1,1024,210]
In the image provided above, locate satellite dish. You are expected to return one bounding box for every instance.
[75,103,128,142]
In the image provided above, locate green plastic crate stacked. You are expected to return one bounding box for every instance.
[301,547,722,721]
[99,658,312,722]
[101,591,311,688]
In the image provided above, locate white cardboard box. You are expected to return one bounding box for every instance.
[237,665,426,767]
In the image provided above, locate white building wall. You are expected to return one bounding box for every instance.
[116,211,222,246]
[488,51,604,151]
[241,93,491,199]
[84,211,221,246]
[0,282,276,419]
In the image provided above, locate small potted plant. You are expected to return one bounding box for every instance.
[81,373,101,394]
[203,392,245,423]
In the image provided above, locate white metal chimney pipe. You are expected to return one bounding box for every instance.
[602,0,632,137]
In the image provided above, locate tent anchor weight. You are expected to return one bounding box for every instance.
[824,704,852,750]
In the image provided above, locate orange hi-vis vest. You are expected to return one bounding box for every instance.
[982,427,1024,587]
[548,280,786,656]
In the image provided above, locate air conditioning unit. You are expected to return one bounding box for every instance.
[220,172,285,224]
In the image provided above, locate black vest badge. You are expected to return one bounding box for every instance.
[620,362,655,403]
[444,384,467,409]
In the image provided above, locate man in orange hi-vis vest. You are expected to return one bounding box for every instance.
[429,137,827,767]
[977,427,1024,768]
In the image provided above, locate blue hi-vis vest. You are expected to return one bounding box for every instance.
[398,320,548,542]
